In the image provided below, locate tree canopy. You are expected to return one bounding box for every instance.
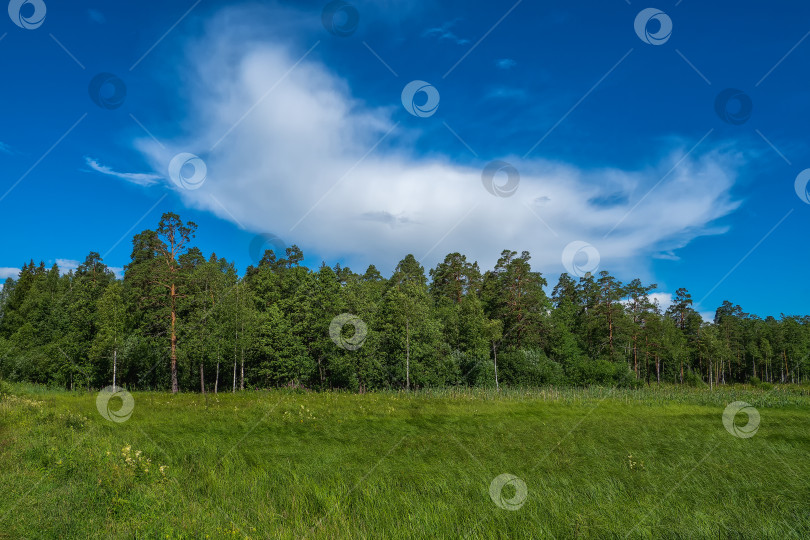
[1,213,808,392]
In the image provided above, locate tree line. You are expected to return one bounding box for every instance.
[1,213,808,392]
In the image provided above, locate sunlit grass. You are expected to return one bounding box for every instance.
[1,384,808,538]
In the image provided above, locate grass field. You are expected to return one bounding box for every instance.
[1,384,809,539]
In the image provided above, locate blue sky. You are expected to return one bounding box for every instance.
[1,0,809,320]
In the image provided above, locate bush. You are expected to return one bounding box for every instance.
[683,370,707,387]
[566,358,615,386]
[748,376,772,390]
[615,368,644,389]
[325,354,359,391]
[497,349,564,386]
[749,377,774,390]
[0,379,13,399]
[564,359,642,387]
[455,350,495,387]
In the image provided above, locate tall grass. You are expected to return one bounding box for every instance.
[1,384,808,538]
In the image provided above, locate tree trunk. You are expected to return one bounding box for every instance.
[644,335,649,384]
[215,361,219,394]
[493,343,499,391]
[234,280,238,393]
[170,283,178,393]
[200,362,205,394]
[405,318,410,391]
[240,290,245,391]
[317,356,325,385]
[113,348,117,388]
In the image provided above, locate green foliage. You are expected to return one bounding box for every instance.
[566,358,636,387]
[683,369,707,388]
[497,348,564,386]
[749,376,774,390]
[1,213,809,392]
[0,378,12,399]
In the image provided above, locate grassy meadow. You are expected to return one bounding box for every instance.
[1,384,809,538]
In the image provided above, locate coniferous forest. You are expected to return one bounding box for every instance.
[1,212,808,393]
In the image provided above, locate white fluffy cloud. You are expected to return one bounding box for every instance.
[0,267,20,280]
[648,292,673,312]
[55,259,80,274]
[137,8,742,278]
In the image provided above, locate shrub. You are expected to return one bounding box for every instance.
[752,377,774,391]
[0,379,13,399]
[748,376,772,390]
[683,370,707,387]
[456,350,496,387]
[566,358,616,386]
[563,359,642,387]
[497,349,565,386]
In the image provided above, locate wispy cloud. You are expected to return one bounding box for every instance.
[496,58,516,69]
[653,250,680,261]
[423,19,469,45]
[0,142,13,155]
[84,157,162,186]
[87,9,106,24]
[484,86,527,100]
[360,211,415,228]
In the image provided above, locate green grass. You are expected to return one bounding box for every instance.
[1,384,809,538]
